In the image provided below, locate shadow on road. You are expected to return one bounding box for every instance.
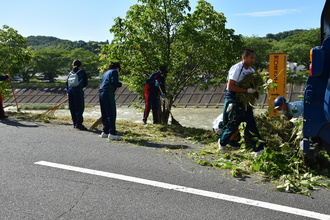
[0,118,39,128]
[124,139,192,149]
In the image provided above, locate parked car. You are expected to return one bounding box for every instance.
[11,76,23,83]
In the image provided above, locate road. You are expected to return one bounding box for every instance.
[0,118,329,220]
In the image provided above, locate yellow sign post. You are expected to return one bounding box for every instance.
[268,53,287,116]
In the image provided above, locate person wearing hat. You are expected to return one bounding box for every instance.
[273,96,303,119]
[66,59,88,130]
[142,66,167,124]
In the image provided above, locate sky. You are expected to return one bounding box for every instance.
[0,0,326,42]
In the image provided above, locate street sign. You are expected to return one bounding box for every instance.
[268,53,287,116]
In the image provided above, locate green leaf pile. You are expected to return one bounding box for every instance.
[235,72,264,105]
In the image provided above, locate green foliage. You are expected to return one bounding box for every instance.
[0,25,32,98]
[235,72,264,105]
[102,0,244,123]
[190,114,330,196]
[66,48,100,78]
[287,70,309,84]
[31,49,68,82]
[27,36,107,54]
[271,28,320,68]
[265,29,308,41]
[243,37,274,71]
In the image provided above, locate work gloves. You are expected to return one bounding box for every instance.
[155,82,160,87]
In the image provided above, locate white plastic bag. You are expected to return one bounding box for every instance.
[212,113,224,135]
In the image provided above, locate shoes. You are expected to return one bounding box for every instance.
[142,119,147,125]
[228,140,240,149]
[0,115,8,120]
[254,149,264,157]
[99,132,108,138]
[75,125,88,130]
[218,139,240,153]
[108,134,122,141]
[218,139,229,153]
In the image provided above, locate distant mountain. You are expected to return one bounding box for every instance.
[26,36,109,54]
[265,29,308,41]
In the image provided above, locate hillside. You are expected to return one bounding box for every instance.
[26,36,108,54]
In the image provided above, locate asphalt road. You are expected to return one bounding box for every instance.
[0,118,329,220]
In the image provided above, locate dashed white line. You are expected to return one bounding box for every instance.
[35,161,330,220]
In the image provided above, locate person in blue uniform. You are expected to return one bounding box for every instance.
[0,74,9,119]
[273,96,303,119]
[142,66,167,124]
[66,60,88,130]
[219,49,265,157]
[99,62,122,140]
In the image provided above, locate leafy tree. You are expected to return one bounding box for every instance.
[243,36,274,72]
[0,25,31,97]
[271,28,320,68]
[32,49,68,82]
[101,0,244,124]
[67,48,100,78]
[0,25,31,75]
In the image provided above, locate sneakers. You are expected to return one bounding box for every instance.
[108,134,122,141]
[218,139,227,153]
[228,140,240,149]
[218,139,240,153]
[254,149,264,157]
[99,132,108,138]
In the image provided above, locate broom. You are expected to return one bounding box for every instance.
[89,116,102,130]
[43,97,68,115]
[6,69,20,112]
[157,85,182,126]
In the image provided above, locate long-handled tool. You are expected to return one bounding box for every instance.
[89,116,102,130]
[43,97,69,115]
[6,69,20,112]
[157,85,181,126]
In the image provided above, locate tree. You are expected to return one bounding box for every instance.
[243,36,274,72]
[32,49,68,82]
[67,48,100,78]
[0,25,31,75]
[101,0,244,124]
[271,28,320,68]
[0,25,31,96]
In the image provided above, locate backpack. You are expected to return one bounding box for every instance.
[68,70,82,87]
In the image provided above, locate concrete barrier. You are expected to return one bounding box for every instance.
[4,84,305,108]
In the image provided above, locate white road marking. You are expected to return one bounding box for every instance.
[35,161,330,220]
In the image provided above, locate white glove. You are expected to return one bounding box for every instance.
[247,88,256,93]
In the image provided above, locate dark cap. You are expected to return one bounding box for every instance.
[159,66,168,74]
[72,60,82,67]
[274,96,287,109]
